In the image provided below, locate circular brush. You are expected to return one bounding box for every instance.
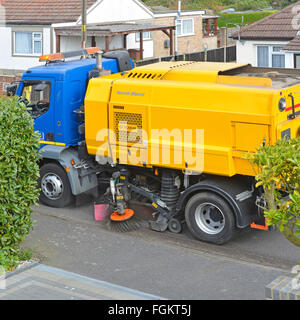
[106,209,144,233]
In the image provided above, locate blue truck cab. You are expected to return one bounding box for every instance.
[17,53,129,147]
[12,49,133,207]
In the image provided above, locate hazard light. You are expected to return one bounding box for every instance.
[39,53,64,62]
[86,47,101,55]
[39,47,101,62]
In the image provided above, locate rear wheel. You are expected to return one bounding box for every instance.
[38,162,75,208]
[185,192,236,245]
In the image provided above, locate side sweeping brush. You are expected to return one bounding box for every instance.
[94,198,144,233]
[107,209,143,232]
[94,169,170,233]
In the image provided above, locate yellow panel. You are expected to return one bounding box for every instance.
[84,62,300,179]
[84,78,114,155]
[217,75,272,87]
[233,122,270,152]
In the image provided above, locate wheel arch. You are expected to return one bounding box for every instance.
[176,175,258,229]
[39,145,98,196]
[38,157,61,168]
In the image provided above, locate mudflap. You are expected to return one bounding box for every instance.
[250,218,270,231]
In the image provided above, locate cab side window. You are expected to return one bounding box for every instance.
[21,81,51,119]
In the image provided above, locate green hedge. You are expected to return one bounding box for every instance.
[0,97,40,271]
[247,138,300,248]
[218,10,277,28]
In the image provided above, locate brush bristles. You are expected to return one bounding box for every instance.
[106,216,142,233]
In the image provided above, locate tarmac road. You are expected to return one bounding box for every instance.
[20,199,300,300]
[32,198,299,270]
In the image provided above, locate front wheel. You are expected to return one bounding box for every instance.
[185,192,236,245]
[38,162,75,208]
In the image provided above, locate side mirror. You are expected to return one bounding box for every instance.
[6,83,17,97]
[34,83,48,92]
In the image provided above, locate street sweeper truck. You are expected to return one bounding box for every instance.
[7,47,300,244]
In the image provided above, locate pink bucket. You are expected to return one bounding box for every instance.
[94,203,110,221]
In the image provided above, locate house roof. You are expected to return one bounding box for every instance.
[283,35,300,51]
[1,0,98,25]
[202,14,219,20]
[232,1,300,41]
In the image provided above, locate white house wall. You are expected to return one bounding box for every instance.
[61,0,154,59]
[236,40,256,66]
[0,26,51,70]
[60,35,129,52]
[85,0,153,24]
[60,36,92,52]
[236,40,294,68]
[126,33,153,58]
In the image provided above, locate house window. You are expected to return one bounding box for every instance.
[202,19,217,37]
[14,32,42,55]
[295,54,300,69]
[176,18,194,37]
[271,46,285,68]
[209,19,217,36]
[202,21,208,37]
[136,32,151,42]
[257,45,286,68]
[257,46,269,67]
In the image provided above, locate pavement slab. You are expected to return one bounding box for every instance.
[0,264,164,300]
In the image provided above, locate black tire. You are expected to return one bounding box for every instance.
[185,192,236,245]
[38,162,75,208]
[168,218,182,234]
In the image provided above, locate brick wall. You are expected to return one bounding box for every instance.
[153,15,203,58]
[0,70,23,96]
[218,27,237,48]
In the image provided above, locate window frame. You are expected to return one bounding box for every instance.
[21,79,52,119]
[294,54,300,69]
[271,46,285,68]
[135,31,152,42]
[176,18,194,37]
[257,45,270,67]
[13,31,43,57]
[256,44,286,68]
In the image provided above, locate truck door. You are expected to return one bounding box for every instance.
[19,78,55,144]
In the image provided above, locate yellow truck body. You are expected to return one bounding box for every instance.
[85,61,300,178]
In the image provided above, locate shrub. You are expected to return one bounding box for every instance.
[235,0,270,11]
[218,10,277,28]
[280,0,299,8]
[247,138,300,247]
[0,96,40,271]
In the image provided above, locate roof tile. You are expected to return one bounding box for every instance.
[233,1,300,40]
[284,35,300,51]
[1,0,98,24]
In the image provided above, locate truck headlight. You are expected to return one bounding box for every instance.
[279,98,287,112]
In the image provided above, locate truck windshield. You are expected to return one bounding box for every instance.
[20,80,51,119]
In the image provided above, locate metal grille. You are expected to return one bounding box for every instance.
[126,72,163,80]
[114,112,143,144]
